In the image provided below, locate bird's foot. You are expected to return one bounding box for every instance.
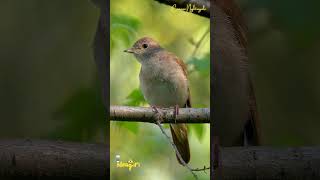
[151,105,160,113]
[151,105,164,123]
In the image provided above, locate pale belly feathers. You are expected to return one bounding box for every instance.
[139,60,189,107]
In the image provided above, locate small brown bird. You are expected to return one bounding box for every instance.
[124,37,191,164]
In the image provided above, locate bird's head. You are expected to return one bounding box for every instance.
[124,37,162,62]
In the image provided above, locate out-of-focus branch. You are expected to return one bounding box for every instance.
[109,105,210,123]
[215,146,320,180]
[1,139,320,179]
[0,139,107,179]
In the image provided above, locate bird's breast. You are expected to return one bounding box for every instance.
[139,61,188,107]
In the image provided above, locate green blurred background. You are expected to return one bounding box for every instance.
[110,0,210,179]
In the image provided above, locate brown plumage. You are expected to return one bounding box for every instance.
[170,122,190,164]
[214,0,248,49]
[213,0,260,146]
[169,54,191,164]
[125,37,191,164]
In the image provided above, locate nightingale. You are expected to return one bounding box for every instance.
[124,37,191,164]
[213,0,260,146]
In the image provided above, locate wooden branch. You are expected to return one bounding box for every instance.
[217,146,320,179]
[153,0,210,18]
[109,105,210,123]
[0,139,108,179]
[1,139,320,179]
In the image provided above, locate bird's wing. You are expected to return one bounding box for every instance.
[214,0,248,51]
[172,55,192,108]
[213,0,259,144]
[174,55,188,77]
[166,53,191,164]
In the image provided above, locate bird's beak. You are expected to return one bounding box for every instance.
[124,48,134,53]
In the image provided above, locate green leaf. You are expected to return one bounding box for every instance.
[114,88,147,135]
[191,124,205,142]
[125,88,146,106]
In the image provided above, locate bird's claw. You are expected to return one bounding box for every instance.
[152,105,163,123]
[152,105,160,113]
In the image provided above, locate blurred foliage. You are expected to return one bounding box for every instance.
[190,124,205,142]
[187,53,210,77]
[111,15,141,52]
[50,81,106,142]
[125,88,147,106]
[115,88,147,134]
[0,0,101,142]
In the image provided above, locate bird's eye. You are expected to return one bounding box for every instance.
[142,44,148,48]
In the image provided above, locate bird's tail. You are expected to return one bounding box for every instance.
[170,124,190,164]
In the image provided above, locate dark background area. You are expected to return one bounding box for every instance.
[241,0,320,145]
[0,0,106,143]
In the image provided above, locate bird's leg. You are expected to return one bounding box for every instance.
[173,105,179,123]
[151,105,160,113]
[151,105,164,123]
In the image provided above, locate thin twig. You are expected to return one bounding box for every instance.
[191,27,210,57]
[187,27,210,75]
[155,116,199,179]
[191,166,210,173]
